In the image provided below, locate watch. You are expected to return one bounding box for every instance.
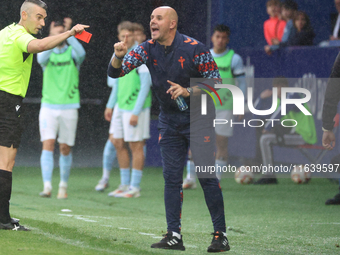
[187,87,193,95]
[114,54,124,61]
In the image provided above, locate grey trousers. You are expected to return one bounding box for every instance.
[260,133,305,176]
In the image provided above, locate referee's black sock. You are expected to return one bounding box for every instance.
[0,169,12,224]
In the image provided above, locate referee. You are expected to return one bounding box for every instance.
[0,0,88,231]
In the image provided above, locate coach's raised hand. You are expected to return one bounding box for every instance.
[111,34,128,68]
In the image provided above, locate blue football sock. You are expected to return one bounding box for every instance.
[60,153,72,184]
[41,150,54,186]
[120,168,130,186]
[102,140,117,180]
[130,169,143,188]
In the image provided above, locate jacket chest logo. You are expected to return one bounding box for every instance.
[178,56,185,69]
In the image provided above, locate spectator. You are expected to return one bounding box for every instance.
[264,0,286,45]
[265,0,298,54]
[288,11,315,46]
[330,0,340,41]
[265,11,315,54]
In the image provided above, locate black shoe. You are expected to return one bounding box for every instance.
[207,231,230,252]
[325,193,340,205]
[151,231,185,251]
[0,222,30,231]
[254,177,278,185]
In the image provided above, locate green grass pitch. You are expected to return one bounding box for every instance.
[1,167,340,254]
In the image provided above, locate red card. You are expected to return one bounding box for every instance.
[75,31,92,43]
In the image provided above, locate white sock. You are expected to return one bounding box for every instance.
[172,231,181,239]
[44,181,52,191]
[103,168,110,180]
[59,181,67,188]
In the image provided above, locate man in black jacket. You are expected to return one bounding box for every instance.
[322,52,340,205]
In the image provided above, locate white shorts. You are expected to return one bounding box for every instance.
[215,109,233,137]
[110,107,150,142]
[39,107,78,146]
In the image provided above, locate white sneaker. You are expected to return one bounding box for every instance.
[182,178,197,189]
[57,186,67,199]
[108,184,129,197]
[39,187,52,198]
[95,178,109,191]
[115,187,141,198]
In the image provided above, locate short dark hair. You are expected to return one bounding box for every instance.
[53,20,65,28]
[282,0,298,11]
[266,0,281,7]
[213,24,230,36]
[133,22,144,33]
[23,0,47,10]
[117,21,134,34]
[272,76,288,87]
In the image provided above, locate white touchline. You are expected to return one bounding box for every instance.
[59,214,73,217]
[186,244,198,248]
[57,213,198,248]
[82,219,97,223]
[313,223,340,224]
[138,232,155,236]
[31,227,116,254]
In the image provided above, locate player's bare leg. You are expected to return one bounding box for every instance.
[113,138,130,168]
[129,140,144,171]
[0,145,17,171]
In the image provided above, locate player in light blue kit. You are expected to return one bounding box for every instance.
[95,22,150,194]
[38,18,86,199]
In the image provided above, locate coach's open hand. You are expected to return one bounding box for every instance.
[166,80,189,100]
[322,130,336,150]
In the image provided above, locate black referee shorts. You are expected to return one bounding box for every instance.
[0,90,24,148]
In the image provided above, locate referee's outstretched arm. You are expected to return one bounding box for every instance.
[27,24,89,54]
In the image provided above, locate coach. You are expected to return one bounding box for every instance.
[108,6,229,253]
